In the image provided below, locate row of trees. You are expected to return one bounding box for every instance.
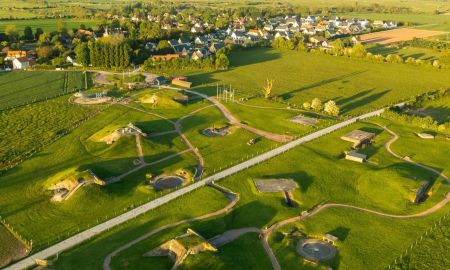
[303,98,340,116]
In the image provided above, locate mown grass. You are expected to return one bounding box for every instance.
[391,212,450,270]
[47,117,450,270]
[189,48,450,116]
[0,71,85,110]
[372,117,450,176]
[0,104,195,247]
[51,186,229,270]
[269,205,450,270]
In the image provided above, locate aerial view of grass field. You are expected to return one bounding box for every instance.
[0,0,449,269]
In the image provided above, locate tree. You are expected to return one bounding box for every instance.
[386,54,403,64]
[262,78,274,99]
[34,28,44,40]
[303,102,311,110]
[37,46,53,60]
[38,32,51,46]
[324,100,340,116]
[350,43,366,58]
[157,40,170,51]
[23,26,33,41]
[57,21,67,33]
[331,39,345,56]
[5,25,19,43]
[311,98,323,111]
[75,43,90,66]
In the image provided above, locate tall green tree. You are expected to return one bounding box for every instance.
[23,26,33,41]
[75,43,90,66]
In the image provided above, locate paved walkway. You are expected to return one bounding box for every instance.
[185,90,294,143]
[102,184,240,270]
[4,107,386,270]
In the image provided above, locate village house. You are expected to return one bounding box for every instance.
[5,50,31,61]
[66,56,82,67]
[12,57,36,70]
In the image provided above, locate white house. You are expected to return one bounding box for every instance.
[13,57,35,70]
[66,56,82,67]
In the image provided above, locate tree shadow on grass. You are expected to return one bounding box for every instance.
[327,226,351,242]
[192,201,277,238]
[335,88,375,106]
[280,70,368,100]
[339,89,390,114]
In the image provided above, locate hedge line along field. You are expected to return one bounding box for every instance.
[0,71,85,110]
[189,48,450,116]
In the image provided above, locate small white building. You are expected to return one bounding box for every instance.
[345,151,367,163]
[12,57,35,70]
[66,56,82,67]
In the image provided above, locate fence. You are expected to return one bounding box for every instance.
[386,210,450,270]
[0,218,32,249]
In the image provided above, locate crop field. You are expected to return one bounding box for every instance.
[0,71,85,110]
[359,28,448,45]
[0,96,101,169]
[338,12,450,31]
[0,19,99,32]
[0,225,27,268]
[190,48,450,116]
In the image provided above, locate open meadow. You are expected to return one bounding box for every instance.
[189,48,450,116]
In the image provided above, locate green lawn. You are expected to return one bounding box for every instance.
[0,71,85,110]
[181,233,271,270]
[390,212,450,270]
[0,104,196,248]
[22,114,450,269]
[52,186,229,270]
[189,48,450,116]
[270,206,450,270]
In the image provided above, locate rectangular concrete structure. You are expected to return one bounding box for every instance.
[254,179,298,192]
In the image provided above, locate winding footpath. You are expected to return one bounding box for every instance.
[184,90,294,143]
[102,183,240,270]
[4,104,386,270]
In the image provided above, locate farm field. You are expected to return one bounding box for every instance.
[338,12,450,31]
[44,116,450,270]
[0,225,28,268]
[0,71,85,110]
[189,48,450,116]
[359,28,448,45]
[0,95,101,170]
[0,18,99,32]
